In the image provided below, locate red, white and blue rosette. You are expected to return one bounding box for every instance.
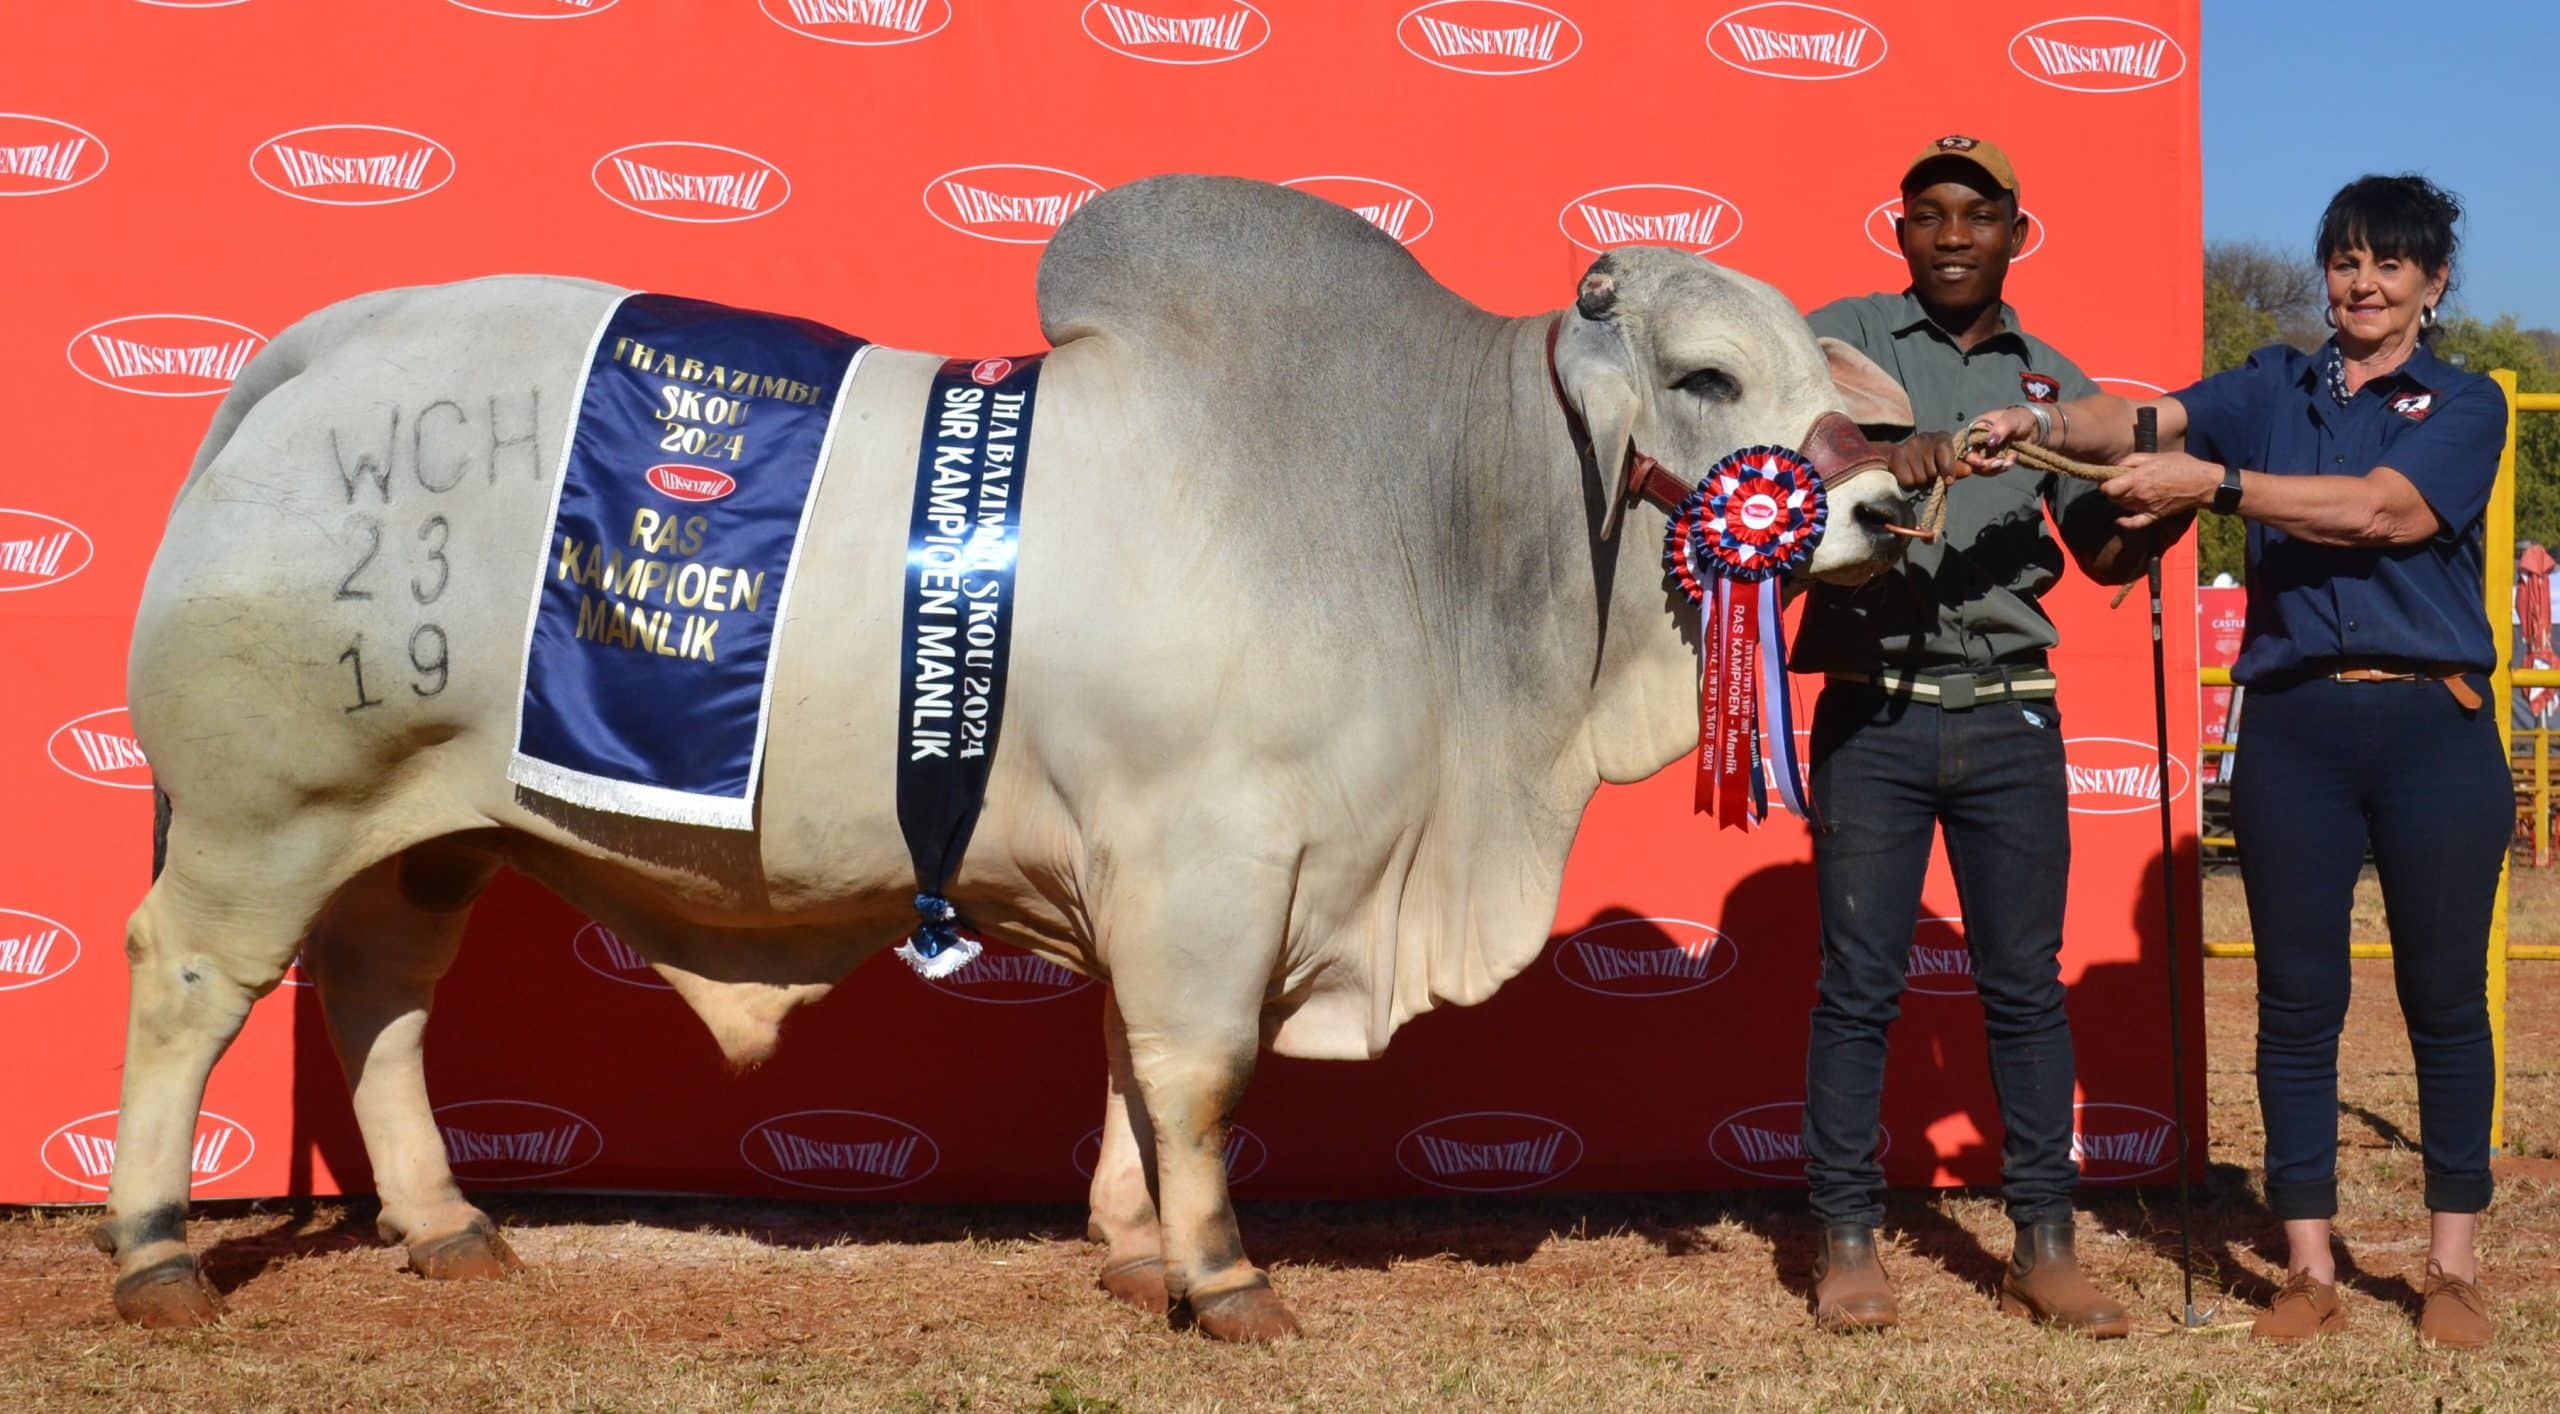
[1663,446,1826,828]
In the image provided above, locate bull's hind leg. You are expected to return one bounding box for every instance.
[303,842,519,1281]
[96,825,342,1327]
[1089,988,1168,1314]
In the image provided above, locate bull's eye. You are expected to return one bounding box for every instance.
[1676,367,1740,402]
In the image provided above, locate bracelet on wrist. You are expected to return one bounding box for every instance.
[2021,402,2054,445]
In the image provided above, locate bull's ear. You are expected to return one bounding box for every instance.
[1820,337,1913,433]
[1555,306,1643,541]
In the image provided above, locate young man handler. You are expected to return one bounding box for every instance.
[1791,136,2187,1337]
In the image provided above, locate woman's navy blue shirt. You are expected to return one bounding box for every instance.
[2172,341,2506,685]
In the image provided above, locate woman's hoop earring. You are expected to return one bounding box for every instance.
[2323,306,2338,330]
[2423,304,2439,329]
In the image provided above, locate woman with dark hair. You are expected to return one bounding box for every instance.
[1962,173,2508,1349]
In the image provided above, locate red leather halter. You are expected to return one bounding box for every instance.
[1544,314,1889,517]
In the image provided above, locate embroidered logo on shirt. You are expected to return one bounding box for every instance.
[2019,371,2060,403]
[2389,392,2434,422]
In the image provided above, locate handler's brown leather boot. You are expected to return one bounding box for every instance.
[1998,1219,2130,1338]
[2416,1260,2492,1350]
[1810,1223,1898,1332]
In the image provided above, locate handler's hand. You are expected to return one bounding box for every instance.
[1957,406,2041,477]
[2101,450,2222,530]
[1885,431,1962,489]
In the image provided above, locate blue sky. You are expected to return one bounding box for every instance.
[2204,1,2559,330]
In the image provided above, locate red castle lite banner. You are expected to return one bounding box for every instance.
[2,1,2202,1204]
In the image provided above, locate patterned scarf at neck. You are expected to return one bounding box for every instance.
[2321,345,2353,407]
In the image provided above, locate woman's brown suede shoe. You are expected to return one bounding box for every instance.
[2250,1269,2345,1343]
[2416,1261,2491,1350]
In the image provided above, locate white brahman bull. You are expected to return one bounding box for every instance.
[100,176,1912,1339]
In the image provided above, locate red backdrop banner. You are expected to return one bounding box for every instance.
[1,0,2203,1205]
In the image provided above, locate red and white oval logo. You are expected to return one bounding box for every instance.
[571,920,672,990]
[434,1099,604,1182]
[67,315,266,398]
[1397,1,1582,76]
[2008,16,2186,94]
[759,0,952,46]
[2096,376,2166,399]
[1865,197,2044,262]
[1395,1110,1583,1193]
[0,908,81,993]
[0,114,109,197]
[1072,1124,1266,1184]
[1561,183,1741,257]
[48,708,150,790]
[742,1109,939,1192]
[252,125,454,207]
[644,464,738,504]
[970,357,1014,386]
[1551,916,1737,998]
[918,940,1094,1004]
[41,1110,254,1194]
[594,142,788,224]
[1706,3,1886,80]
[1082,0,1270,64]
[0,510,96,594]
[1902,915,1974,998]
[136,0,252,9]
[2065,735,2189,815]
[924,164,1102,245]
[1282,175,1435,247]
[1710,1100,1887,1181]
[448,0,623,18]
[2072,1101,2180,1181]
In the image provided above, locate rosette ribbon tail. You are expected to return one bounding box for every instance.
[1755,575,1815,825]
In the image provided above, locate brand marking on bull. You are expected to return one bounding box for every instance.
[760,0,951,44]
[40,1110,254,1193]
[1397,1,1581,75]
[2007,16,2186,94]
[251,125,455,207]
[1706,3,1885,79]
[740,1110,941,1192]
[67,315,268,398]
[0,909,80,992]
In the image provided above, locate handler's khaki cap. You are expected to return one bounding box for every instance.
[1900,134,2018,198]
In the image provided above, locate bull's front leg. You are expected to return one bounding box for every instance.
[1088,988,1169,1314]
[1108,898,1298,1342]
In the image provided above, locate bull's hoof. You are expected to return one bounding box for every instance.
[405,1223,523,1282]
[114,1256,221,1329]
[1099,1256,1170,1315]
[1187,1278,1301,1343]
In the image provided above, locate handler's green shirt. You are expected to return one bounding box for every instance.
[1795,290,2122,676]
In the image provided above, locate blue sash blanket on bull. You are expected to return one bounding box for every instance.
[511,293,1044,977]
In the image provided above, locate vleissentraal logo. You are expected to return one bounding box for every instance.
[2065,735,2189,815]
[1073,1124,1266,1183]
[1551,916,1737,998]
[434,1099,604,1181]
[1082,0,1270,63]
[594,142,788,223]
[924,164,1102,245]
[0,510,95,594]
[1711,1100,1888,1181]
[41,1110,254,1193]
[0,908,80,992]
[1395,1111,1582,1192]
[2008,15,2186,94]
[1561,183,1741,256]
[1902,915,1974,998]
[2072,1101,2180,1181]
[0,114,109,197]
[571,920,674,989]
[68,315,265,398]
[1397,1,1581,75]
[918,940,1095,1004]
[1866,197,2045,261]
[1282,175,1434,246]
[759,0,951,45]
[742,1110,939,1192]
[1706,3,1885,80]
[448,0,622,17]
[48,708,150,789]
[252,125,454,206]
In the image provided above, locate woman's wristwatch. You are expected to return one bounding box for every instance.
[2210,464,2243,515]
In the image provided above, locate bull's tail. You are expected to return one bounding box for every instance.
[151,784,171,882]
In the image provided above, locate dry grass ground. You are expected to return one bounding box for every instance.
[7,875,2559,1411]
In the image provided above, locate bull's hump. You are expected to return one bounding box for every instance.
[1034,175,1463,349]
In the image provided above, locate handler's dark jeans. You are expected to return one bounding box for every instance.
[1803,683,2078,1228]
[2231,675,2507,1219]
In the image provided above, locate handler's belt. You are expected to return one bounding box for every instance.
[1827,665,2057,711]
[2312,657,2484,711]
